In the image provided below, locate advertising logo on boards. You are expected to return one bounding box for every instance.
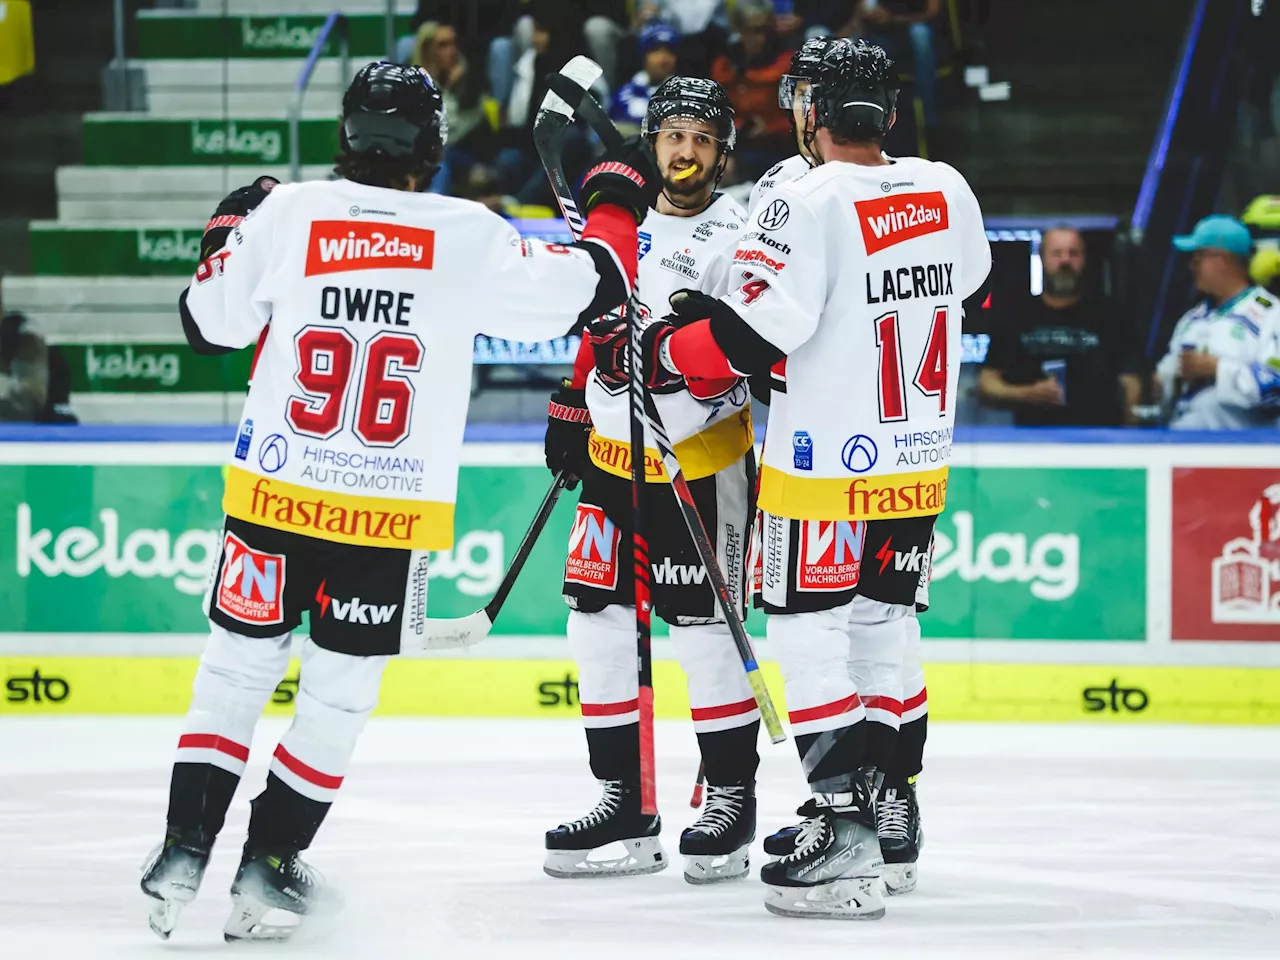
[1172,468,1280,641]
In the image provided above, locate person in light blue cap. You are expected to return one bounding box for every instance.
[1156,214,1280,429]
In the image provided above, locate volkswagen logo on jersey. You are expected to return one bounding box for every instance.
[258,434,288,474]
[841,434,878,474]
[792,430,813,471]
[638,231,652,260]
[758,199,791,232]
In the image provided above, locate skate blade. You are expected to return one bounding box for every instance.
[224,892,304,943]
[763,876,886,921]
[682,846,750,885]
[146,899,183,940]
[884,862,917,896]
[543,837,667,879]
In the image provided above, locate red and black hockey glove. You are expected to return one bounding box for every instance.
[586,314,686,394]
[579,135,661,225]
[199,175,280,260]
[545,380,592,489]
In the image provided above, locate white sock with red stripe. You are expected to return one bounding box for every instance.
[847,596,910,770]
[671,622,761,785]
[247,641,389,852]
[167,626,292,838]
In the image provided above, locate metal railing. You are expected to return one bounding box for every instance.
[289,12,350,183]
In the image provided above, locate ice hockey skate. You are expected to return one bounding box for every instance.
[762,797,818,861]
[760,778,885,920]
[140,827,212,939]
[679,783,755,884]
[878,776,923,895]
[544,780,666,878]
[222,848,342,942]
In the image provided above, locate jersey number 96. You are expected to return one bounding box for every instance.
[287,327,425,447]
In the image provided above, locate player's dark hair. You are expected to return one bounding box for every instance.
[336,61,448,192]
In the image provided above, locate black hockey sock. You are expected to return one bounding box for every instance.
[796,721,867,796]
[244,773,330,855]
[865,720,898,774]
[585,722,640,782]
[166,762,240,840]
[697,719,760,786]
[887,714,927,780]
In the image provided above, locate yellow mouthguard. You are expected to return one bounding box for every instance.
[673,164,699,181]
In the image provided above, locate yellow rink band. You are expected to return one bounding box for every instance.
[758,464,950,520]
[588,409,753,482]
[4,657,1279,724]
[222,465,454,550]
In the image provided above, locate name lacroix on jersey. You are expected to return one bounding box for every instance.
[855,191,949,255]
[304,220,436,276]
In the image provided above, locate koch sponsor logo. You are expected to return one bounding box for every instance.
[85,345,180,388]
[190,120,282,162]
[873,535,926,575]
[304,221,435,276]
[841,435,878,474]
[740,231,791,255]
[16,505,219,595]
[258,434,288,473]
[241,17,323,51]
[315,579,398,625]
[651,557,708,586]
[932,511,1079,601]
[429,530,504,596]
[136,229,200,264]
[757,198,790,231]
[855,191,949,254]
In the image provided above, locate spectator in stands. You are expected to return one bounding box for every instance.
[413,22,492,195]
[793,1,859,39]
[711,0,796,180]
[611,22,680,134]
[0,310,48,422]
[406,1,522,102]
[635,0,730,77]
[853,0,942,130]
[979,226,1143,427]
[1155,216,1280,430]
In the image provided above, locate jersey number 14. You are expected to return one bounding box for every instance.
[873,307,949,422]
[287,326,424,447]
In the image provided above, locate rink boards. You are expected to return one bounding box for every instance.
[0,429,1277,721]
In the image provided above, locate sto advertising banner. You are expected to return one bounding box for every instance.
[0,463,1145,641]
[1172,466,1280,641]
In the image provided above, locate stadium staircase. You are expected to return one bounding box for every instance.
[1,1,409,424]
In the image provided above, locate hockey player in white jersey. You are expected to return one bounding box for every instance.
[1156,215,1280,429]
[632,40,991,918]
[746,35,937,898]
[139,62,660,942]
[541,77,760,885]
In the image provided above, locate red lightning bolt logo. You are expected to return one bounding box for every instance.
[875,536,895,576]
[315,578,332,617]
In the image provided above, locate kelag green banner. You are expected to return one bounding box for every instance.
[136,14,412,59]
[0,463,1145,640]
[83,118,339,167]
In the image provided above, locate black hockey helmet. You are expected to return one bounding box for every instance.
[340,61,448,172]
[777,35,841,109]
[806,39,899,145]
[641,76,737,153]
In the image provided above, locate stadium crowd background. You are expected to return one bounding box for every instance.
[0,0,1276,431]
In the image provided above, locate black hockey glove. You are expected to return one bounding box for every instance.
[579,135,661,224]
[545,381,592,489]
[200,175,280,260]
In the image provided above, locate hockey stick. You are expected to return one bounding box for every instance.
[690,763,706,809]
[408,471,571,650]
[543,68,786,746]
[535,56,656,815]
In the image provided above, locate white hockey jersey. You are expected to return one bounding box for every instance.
[728,157,991,521]
[586,192,753,482]
[748,154,810,215]
[183,179,619,550]
[1155,286,1280,429]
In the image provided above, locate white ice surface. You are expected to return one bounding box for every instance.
[1,718,1277,959]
